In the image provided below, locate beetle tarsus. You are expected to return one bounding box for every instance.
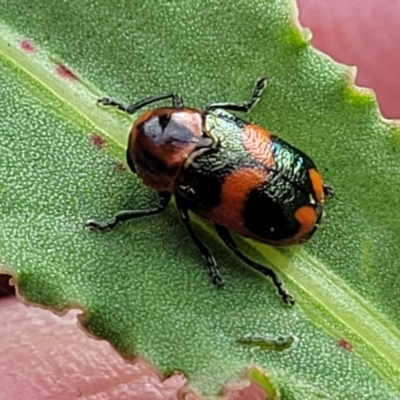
[205,76,268,113]
[323,183,335,197]
[98,97,130,113]
[172,93,184,108]
[85,218,117,231]
[273,278,295,306]
[214,224,295,306]
[209,264,224,289]
[175,195,225,288]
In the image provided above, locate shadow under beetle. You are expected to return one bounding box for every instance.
[85,77,334,305]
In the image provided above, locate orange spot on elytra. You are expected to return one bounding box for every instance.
[294,205,317,239]
[201,168,268,235]
[309,168,324,202]
[242,124,274,168]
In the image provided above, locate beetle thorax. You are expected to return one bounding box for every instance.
[128,108,212,192]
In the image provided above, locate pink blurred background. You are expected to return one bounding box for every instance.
[298,0,400,120]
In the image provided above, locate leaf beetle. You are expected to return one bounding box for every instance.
[86,77,334,305]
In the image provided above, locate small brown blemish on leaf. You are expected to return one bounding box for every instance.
[113,162,127,172]
[90,133,106,148]
[337,338,353,352]
[20,40,35,52]
[56,63,77,81]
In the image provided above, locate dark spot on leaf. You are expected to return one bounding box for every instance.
[0,274,15,298]
[20,40,35,52]
[56,63,77,81]
[113,162,127,172]
[90,134,106,148]
[337,338,353,352]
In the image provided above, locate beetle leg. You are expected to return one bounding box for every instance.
[85,191,171,231]
[205,77,267,113]
[175,195,224,288]
[214,224,295,306]
[323,183,335,197]
[98,93,184,114]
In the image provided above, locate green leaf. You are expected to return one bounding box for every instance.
[1,0,400,398]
